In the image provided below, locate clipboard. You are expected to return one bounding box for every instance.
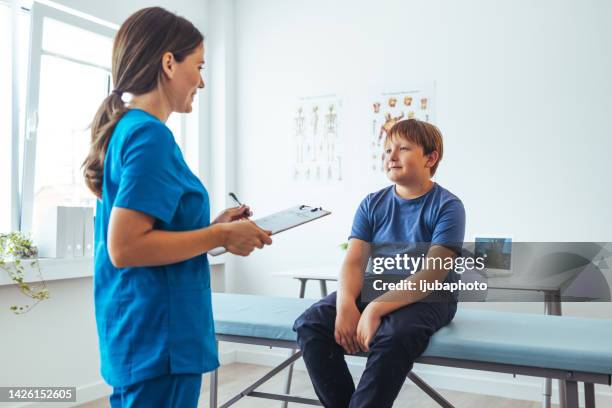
[208,205,331,256]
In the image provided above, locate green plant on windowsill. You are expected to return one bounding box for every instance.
[0,232,50,314]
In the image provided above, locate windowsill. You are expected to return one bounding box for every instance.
[0,256,94,286]
[0,254,226,286]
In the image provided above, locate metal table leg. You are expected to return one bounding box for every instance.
[210,369,218,408]
[319,280,328,297]
[542,374,552,408]
[281,358,296,408]
[298,278,307,298]
[542,299,552,408]
[584,382,595,408]
[407,371,456,408]
[282,278,309,408]
[565,380,579,408]
[543,291,565,408]
[210,340,219,408]
[223,351,304,408]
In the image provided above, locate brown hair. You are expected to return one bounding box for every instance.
[82,7,203,198]
[385,119,444,176]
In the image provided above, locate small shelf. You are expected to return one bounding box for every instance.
[0,256,94,286]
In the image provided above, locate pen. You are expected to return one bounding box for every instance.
[229,192,243,207]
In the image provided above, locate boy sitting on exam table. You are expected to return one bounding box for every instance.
[294,119,465,408]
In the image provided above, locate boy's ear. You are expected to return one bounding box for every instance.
[425,151,439,169]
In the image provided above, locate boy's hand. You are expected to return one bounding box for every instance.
[334,301,361,354]
[356,304,382,352]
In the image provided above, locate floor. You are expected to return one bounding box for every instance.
[78,363,548,407]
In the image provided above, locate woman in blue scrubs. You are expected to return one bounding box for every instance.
[82,7,272,407]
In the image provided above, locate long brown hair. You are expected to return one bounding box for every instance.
[82,7,203,198]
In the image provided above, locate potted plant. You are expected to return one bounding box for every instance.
[0,232,50,314]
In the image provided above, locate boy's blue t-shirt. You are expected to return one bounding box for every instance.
[349,183,466,286]
[93,109,219,387]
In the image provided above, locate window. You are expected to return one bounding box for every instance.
[21,3,115,234]
[167,113,185,149]
[1,1,29,233]
[0,4,12,232]
[4,1,191,237]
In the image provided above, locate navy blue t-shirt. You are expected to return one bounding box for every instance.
[349,183,466,286]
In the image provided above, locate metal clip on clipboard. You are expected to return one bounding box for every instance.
[208,205,331,256]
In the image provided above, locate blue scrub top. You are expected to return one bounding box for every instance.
[93,109,219,387]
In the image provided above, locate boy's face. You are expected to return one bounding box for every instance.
[383,135,435,185]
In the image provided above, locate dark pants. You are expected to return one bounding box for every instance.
[293,291,456,408]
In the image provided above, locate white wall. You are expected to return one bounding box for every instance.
[0,277,101,406]
[230,0,612,299]
[225,0,612,403]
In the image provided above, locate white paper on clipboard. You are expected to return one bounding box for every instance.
[208,205,331,256]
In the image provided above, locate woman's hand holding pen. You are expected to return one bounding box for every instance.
[212,192,253,224]
[212,204,252,224]
[213,192,271,256]
[220,220,272,256]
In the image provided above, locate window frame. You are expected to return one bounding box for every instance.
[3,0,24,232]
[20,2,116,233]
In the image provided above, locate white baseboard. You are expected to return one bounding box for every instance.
[74,381,113,406]
[219,344,612,407]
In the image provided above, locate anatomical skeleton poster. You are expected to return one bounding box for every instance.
[292,95,343,182]
[369,84,435,173]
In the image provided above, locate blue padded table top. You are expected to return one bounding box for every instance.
[213,293,316,342]
[212,293,612,375]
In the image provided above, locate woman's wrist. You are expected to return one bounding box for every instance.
[207,223,228,249]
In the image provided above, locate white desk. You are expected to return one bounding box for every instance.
[274,266,338,298]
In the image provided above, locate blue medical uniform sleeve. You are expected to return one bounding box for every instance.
[431,199,466,255]
[348,196,373,242]
[114,122,183,224]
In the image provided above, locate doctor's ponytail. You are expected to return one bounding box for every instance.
[82,7,203,198]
